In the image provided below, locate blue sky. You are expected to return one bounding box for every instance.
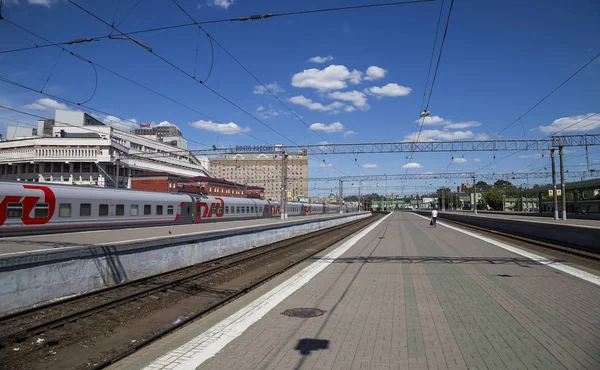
[1,0,599,195]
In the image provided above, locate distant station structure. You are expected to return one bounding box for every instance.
[0,109,210,188]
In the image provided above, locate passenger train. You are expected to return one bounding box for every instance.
[0,181,359,235]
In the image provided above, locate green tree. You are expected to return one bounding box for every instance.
[483,188,504,210]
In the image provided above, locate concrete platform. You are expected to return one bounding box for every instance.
[447,210,600,229]
[112,212,600,370]
[0,213,367,256]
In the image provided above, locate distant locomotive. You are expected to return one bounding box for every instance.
[0,182,358,235]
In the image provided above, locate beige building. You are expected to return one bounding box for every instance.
[210,152,308,201]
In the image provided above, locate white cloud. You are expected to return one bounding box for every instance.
[102,115,138,131]
[343,130,357,137]
[291,65,362,91]
[253,82,283,95]
[328,90,369,110]
[320,163,333,168]
[452,157,467,163]
[402,162,422,169]
[444,121,481,129]
[344,106,356,112]
[310,122,344,133]
[308,55,334,63]
[256,106,265,112]
[190,120,250,135]
[519,153,543,159]
[255,104,280,119]
[415,115,447,125]
[368,83,412,98]
[474,133,490,140]
[25,98,67,111]
[473,158,481,163]
[211,0,234,9]
[289,95,345,112]
[538,113,600,133]
[404,129,476,142]
[364,66,387,81]
[28,0,55,7]
[362,163,378,168]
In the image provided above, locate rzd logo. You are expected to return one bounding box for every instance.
[197,197,225,219]
[0,185,56,226]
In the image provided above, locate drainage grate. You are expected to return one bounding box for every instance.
[282,308,325,318]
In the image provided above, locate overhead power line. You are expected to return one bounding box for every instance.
[0,17,271,147]
[0,0,436,55]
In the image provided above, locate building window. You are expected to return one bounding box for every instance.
[131,204,139,216]
[144,205,152,215]
[80,203,92,217]
[99,204,109,216]
[59,203,71,217]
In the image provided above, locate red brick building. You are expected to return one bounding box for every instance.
[131,172,264,199]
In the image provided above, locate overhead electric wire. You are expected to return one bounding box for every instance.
[66,0,352,177]
[413,0,454,145]
[490,50,600,140]
[0,17,270,149]
[67,0,303,149]
[0,0,435,56]
[169,0,350,174]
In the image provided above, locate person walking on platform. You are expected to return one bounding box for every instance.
[431,208,438,228]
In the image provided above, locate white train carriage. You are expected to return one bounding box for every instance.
[194,196,273,222]
[0,182,195,234]
[1,181,361,235]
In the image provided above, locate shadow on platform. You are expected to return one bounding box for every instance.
[314,255,565,267]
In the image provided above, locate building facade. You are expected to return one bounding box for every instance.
[130,172,264,199]
[209,152,308,201]
[0,109,210,187]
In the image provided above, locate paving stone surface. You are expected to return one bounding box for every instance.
[112,212,600,370]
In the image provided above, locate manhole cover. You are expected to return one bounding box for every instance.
[282,308,325,318]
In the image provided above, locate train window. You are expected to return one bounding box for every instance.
[6,202,23,218]
[59,203,71,217]
[131,205,139,216]
[116,204,124,216]
[167,205,174,215]
[144,205,151,215]
[211,204,217,215]
[224,206,228,214]
[246,206,250,213]
[34,203,49,218]
[236,206,239,213]
[241,206,245,214]
[156,205,163,215]
[80,203,92,217]
[99,204,109,216]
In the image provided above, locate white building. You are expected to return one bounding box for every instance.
[0,109,210,187]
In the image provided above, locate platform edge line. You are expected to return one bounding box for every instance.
[140,212,392,370]
[413,213,600,287]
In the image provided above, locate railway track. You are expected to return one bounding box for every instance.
[439,217,600,262]
[0,214,379,370]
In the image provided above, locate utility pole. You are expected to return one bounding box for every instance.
[559,146,567,220]
[473,175,478,215]
[338,179,344,213]
[441,190,445,212]
[280,151,288,219]
[551,148,559,220]
[115,158,120,188]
